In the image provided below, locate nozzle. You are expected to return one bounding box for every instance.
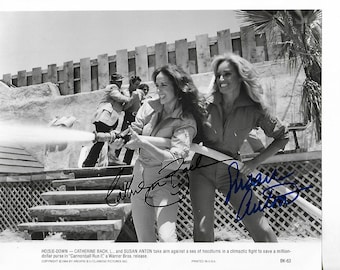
[93,131,115,143]
[93,129,131,144]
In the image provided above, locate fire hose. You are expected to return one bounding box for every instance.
[94,131,322,221]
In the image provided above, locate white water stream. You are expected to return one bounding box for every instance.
[0,121,95,144]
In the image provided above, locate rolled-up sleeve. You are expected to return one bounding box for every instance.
[106,85,131,103]
[161,117,197,170]
[257,112,289,140]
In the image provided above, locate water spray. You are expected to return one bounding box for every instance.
[0,119,132,150]
[0,120,321,220]
[0,121,95,145]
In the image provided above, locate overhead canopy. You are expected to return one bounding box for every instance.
[0,142,44,175]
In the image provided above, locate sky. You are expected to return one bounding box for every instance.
[0,10,242,76]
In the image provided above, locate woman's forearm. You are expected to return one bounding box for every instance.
[251,138,289,166]
[140,139,174,162]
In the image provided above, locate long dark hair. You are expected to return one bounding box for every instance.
[152,65,206,142]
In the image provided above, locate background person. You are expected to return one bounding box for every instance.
[115,76,143,165]
[122,83,150,165]
[189,53,289,242]
[138,83,151,104]
[138,83,150,96]
[82,73,133,167]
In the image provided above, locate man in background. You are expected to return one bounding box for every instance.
[83,73,133,167]
[116,76,149,165]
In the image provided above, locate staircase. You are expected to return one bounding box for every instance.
[18,165,137,241]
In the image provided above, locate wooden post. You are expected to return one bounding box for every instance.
[155,42,168,69]
[135,45,148,81]
[32,67,42,85]
[2,74,12,85]
[63,61,74,95]
[48,64,58,84]
[175,39,189,73]
[217,29,233,55]
[80,58,91,93]
[98,54,109,89]
[240,26,257,63]
[4,28,271,89]
[266,25,282,61]
[116,49,129,85]
[195,34,211,73]
[17,70,27,87]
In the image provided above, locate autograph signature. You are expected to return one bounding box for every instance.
[225,161,312,221]
[105,155,228,207]
[105,164,184,208]
[105,156,312,220]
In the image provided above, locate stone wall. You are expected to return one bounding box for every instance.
[0,60,320,170]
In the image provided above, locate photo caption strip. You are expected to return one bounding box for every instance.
[0,241,321,269]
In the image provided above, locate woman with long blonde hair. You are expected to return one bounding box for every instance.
[189,53,289,242]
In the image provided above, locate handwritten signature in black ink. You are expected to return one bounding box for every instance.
[105,156,312,217]
[105,155,226,207]
[105,160,186,207]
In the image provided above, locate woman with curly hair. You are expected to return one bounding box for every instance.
[122,64,204,242]
[189,53,289,242]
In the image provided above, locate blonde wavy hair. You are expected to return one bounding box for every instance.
[211,53,266,109]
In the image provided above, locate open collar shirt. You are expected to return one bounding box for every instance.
[131,98,197,170]
[201,90,289,158]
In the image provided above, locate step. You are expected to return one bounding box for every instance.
[41,190,131,204]
[18,219,123,238]
[52,174,133,189]
[64,166,134,178]
[29,203,131,220]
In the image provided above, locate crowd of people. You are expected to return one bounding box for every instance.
[83,53,289,242]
